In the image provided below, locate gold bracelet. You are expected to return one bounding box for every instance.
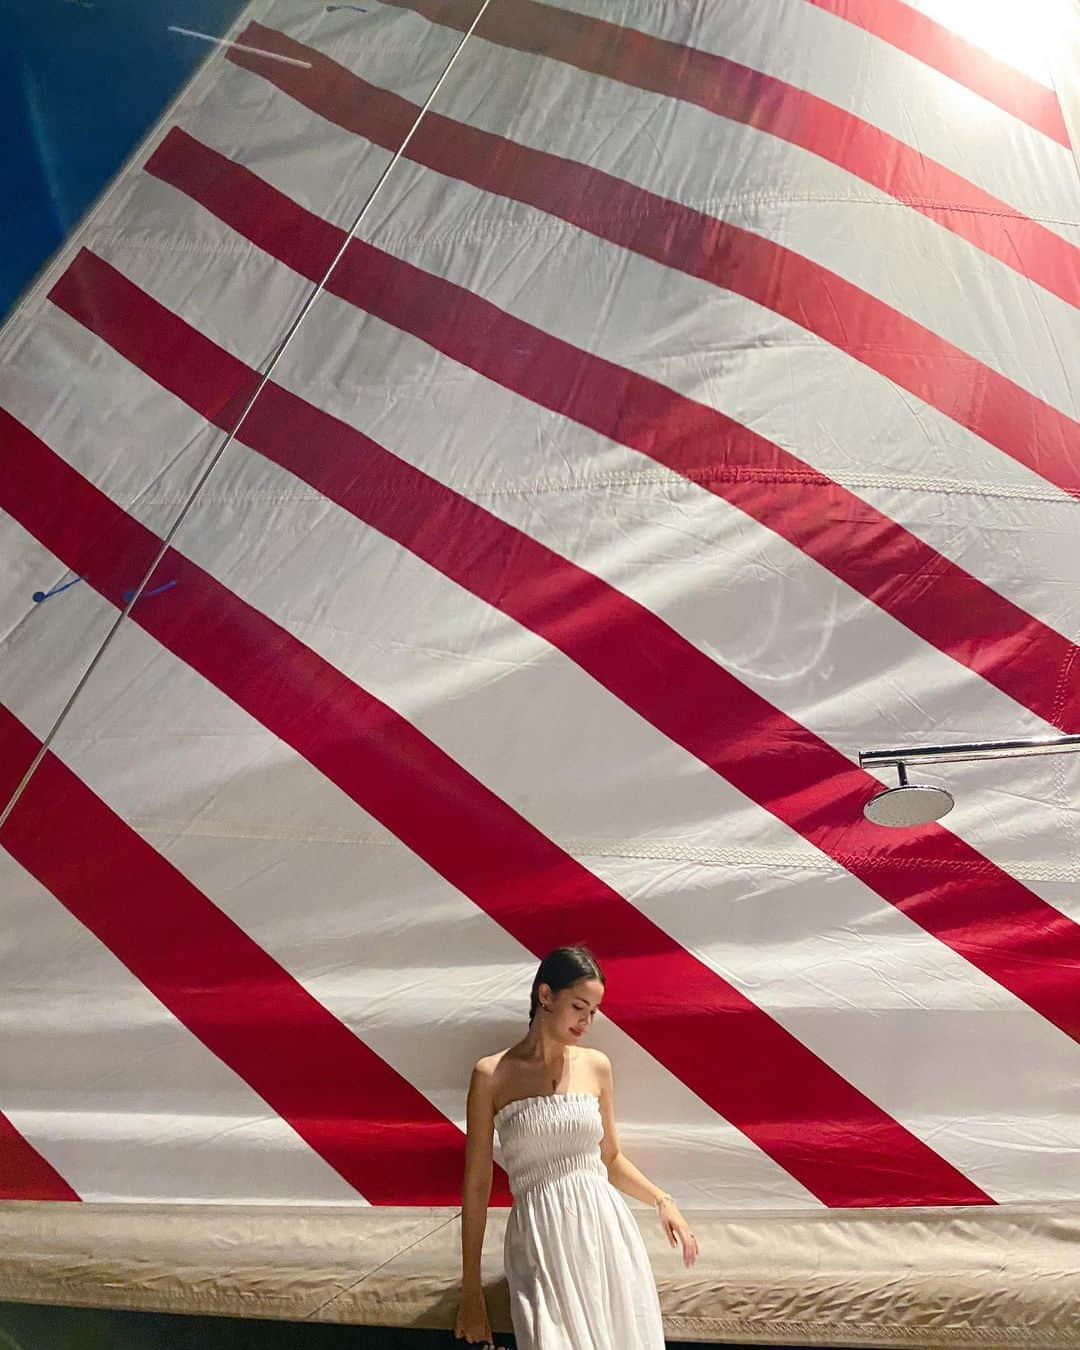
[654,1192,675,1209]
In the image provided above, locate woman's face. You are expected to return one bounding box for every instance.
[543,977,604,1041]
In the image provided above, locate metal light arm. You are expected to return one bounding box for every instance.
[861,732,1080,770]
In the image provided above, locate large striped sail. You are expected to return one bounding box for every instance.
[1,0,1078,1252]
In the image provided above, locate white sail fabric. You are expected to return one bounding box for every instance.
[1,0,1079,1337]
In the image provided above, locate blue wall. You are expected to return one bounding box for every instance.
[2,0,247,319]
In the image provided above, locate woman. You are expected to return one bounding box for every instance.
[454,945,699,1349]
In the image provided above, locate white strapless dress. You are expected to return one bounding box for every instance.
[494,1092,666,1350]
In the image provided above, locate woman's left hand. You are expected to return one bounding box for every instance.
[659,1203,699,1268]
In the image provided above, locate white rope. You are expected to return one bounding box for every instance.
[167,25,314,69]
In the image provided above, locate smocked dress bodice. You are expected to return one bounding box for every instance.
[494,1092,607,1199]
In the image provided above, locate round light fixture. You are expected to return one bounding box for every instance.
[864,782,955,827]
[863,760,954,827]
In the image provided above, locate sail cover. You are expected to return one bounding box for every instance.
[1,0,1079,1340]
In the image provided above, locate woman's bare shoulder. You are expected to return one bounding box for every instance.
[474,1047,515,1073]
[467,1050,517,1119]
[469,1048,514,1090]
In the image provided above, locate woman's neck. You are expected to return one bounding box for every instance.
[518,1030,571,1075]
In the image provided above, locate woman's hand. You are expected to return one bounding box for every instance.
[659,1200,699,1268]
[454,1284,498,1347]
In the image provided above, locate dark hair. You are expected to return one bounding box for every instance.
[529,945,605,1023]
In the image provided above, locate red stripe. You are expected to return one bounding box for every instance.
[48,248,1080,1061]
[2,380,987,1209]
[147,126,1080,735]
[0,1107,80,1201]
[805,0,1071,147]
[230,23,1080,504]
[0,732,77,1201]
[0,702,489,1206]
[382,0,1079,309]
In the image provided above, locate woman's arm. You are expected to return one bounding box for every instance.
[460,1061,496,1292]
[594,1050,699,1267]
[594,1050,667,1204]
